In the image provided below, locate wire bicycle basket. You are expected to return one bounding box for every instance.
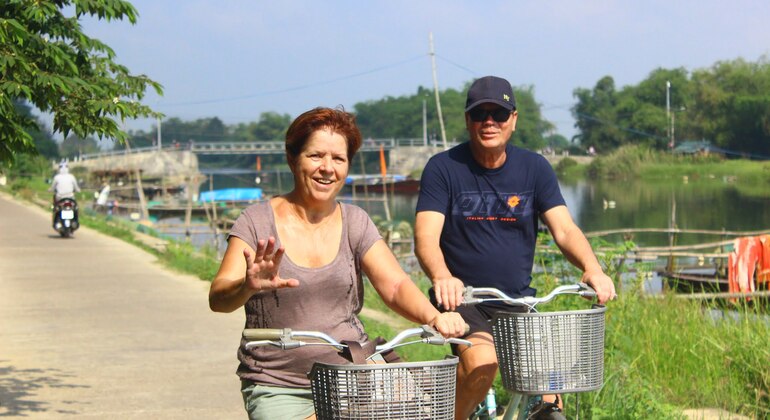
[492,305,606,394]
[309,356,459,420]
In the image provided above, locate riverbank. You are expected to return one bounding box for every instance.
[558,145,770,186]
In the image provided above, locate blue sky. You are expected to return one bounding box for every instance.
[78,0,770,141]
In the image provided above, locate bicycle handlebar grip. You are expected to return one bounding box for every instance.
[578,282,597,297]
[243,328,285,340]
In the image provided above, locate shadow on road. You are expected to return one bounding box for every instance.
[0,361,89,417]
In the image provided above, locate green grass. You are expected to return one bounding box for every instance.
[157,241,220,281]
[79,209,147,246]
[582,146,770,194]
[589,274,769,419]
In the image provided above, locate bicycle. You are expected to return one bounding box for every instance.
[243,325,471,419]
[463,283,607,420]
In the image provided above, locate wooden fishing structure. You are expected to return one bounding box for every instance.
[582,227,770,301]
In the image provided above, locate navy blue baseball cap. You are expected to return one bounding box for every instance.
[465,76,516,111]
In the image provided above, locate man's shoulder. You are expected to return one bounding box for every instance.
[427,142,470,165]
[507,145,551,166]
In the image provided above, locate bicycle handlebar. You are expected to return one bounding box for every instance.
[243,328,342,350]
[243,325,472,360]
[461,282,597,309]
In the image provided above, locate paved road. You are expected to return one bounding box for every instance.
[0,193,245,419]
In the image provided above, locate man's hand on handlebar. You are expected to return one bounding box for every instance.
[581,270,616,304]
[432,276,465,311]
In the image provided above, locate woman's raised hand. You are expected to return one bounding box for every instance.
[243,236,300,292]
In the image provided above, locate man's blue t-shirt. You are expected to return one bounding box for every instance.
[416,142,565,297]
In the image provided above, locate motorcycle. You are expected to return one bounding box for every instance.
[53,198,80,237]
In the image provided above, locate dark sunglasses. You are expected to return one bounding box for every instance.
[468,107,512,123]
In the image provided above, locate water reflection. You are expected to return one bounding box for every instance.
[562,178,770,246]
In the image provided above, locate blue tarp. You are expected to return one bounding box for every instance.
[345,174,407,185]
[199,188,263,203]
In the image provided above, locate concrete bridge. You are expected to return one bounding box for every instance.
[68,140,590,183]
[70,139,453,179]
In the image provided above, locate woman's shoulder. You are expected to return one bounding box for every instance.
[239,199,271,217]
[340,202,370,222]
[233,200,278,231]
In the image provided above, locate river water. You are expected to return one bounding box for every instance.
[157,169,769,293]
[171,169,770,245]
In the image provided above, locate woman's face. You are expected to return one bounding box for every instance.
[291,128,349,204]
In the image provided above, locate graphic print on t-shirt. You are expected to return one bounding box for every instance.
[452,190,534,223]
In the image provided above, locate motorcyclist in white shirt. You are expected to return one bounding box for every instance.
[49,164,80,202]
[49,164,81,230]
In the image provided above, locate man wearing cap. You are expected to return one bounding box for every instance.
[415,75,615,418]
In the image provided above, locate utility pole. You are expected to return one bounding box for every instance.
[429,32,448,150]
[422,99,427,146]
[666,81,672,151]
[157,117,162,150]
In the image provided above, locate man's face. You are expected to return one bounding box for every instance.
[465,103,517,151]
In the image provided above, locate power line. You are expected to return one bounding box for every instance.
[158,54,428,107]
[434,54,477,76]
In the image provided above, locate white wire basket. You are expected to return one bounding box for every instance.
[309,356,458,420]
[492,305,607,394]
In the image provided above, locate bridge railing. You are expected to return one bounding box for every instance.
[77,138,460,160]
[79,145,162,161]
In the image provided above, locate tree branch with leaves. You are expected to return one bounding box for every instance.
[0,0,163,164]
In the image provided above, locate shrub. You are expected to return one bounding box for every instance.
[555,157,578,174]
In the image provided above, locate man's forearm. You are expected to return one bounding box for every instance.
[415,243,453,283]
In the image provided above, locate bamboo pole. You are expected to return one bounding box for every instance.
[123,139,149,220]
[666,193,677,273]
[379,145,391,222]
[651,290,770,300]
[184,174,193,241]
[358,153,370,213]
[207,175,221,255]
[584,227,770,238]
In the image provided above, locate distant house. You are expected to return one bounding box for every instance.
[673,140,724,157]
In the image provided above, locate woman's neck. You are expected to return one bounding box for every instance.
[283,192,337,225]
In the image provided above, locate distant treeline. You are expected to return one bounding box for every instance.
[18,56,770,163]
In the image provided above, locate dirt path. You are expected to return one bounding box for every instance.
[0,192,245,419]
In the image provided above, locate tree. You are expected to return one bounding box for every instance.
[354,83,554,147]
[251,112,292,141]
[510,85,553,151]
[0,0,162,164]
[691,57,770,157]
[544,133,570,151]
[60,134,99,159]
[14,99,59,159]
